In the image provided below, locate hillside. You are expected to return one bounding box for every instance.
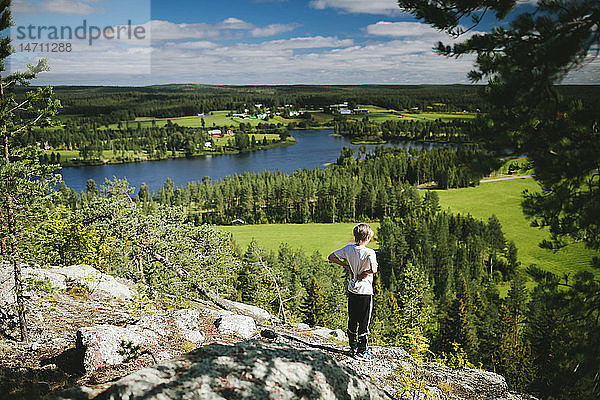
[0,264,534,400]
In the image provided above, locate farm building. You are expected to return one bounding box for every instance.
[208,129,222,136]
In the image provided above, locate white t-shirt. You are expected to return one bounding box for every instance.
[333,244,378,295]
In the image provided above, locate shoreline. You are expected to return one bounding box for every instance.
[54,138,297,168]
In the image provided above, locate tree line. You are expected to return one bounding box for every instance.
[334,117,472,142]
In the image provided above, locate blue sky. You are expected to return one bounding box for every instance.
[7,0,599,85]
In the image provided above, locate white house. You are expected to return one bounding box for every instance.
[208,129,222,136]
[340,109,352,115]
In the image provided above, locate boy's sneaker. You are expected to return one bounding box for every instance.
[355,348,375,361]
[349,347,358,358]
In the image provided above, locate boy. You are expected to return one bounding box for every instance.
[328,223,378,360]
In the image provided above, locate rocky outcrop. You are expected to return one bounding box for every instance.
[0,264,134,305]
[92,341,389,400]
[76,325,160,374]
[137,309,206,344]
[214,313,258,339]
[219,298,273,322]
[76,309,207,373]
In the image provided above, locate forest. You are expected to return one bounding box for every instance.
[333,117,473,142]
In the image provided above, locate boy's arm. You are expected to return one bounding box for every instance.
[328,253,354,279]
[357,255,378,280]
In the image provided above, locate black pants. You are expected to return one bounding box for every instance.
[347,292,373,352]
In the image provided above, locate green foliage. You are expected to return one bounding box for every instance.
[126,285,157,319]
[25,278,57,294]
[71,178,240,305]
[65,280,91,299]
[37,205,110,270]
[299,277,328,327]
[436,342,478,369]
[524,270,600,399]
[118,340,154,363]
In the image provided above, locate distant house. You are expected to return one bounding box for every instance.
[353,108,369,114]
[232,218,245,225]
[204,141,212,148]
[208,129,222,136]
[330,102,349,109]
[339,109,352,115]
[233,113,247,118]
[289,111,303,117]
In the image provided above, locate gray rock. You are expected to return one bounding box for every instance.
[136,309,205,344]
[294,322,311,330]
[311,326,347,342]
[425,362,509,399]
[219,298,272,322]
[1,265,135,304]
[92,341,389,400]
[55,265,134,300]
[331,329,347,341]
[76,325,159,373]
[215,313,257,339]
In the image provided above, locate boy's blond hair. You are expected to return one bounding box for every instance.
[353,223,374,244]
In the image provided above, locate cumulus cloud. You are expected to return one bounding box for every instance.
[13,0,106,15]
[11,0,38,14]
[310,0,402,15]
[366,21,485,44]
[147,19,299,41]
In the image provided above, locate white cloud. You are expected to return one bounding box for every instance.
[13,0,105,15]
[367,21,445,38]
[11,0,38,14]
[310,0,402,15]
[250,23,299,37]
[42,0,105,15]
[366,21,485,44]
[147,19,299,41]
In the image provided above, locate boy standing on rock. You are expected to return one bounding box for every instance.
[328,223,378,360]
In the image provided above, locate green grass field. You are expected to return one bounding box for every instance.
[218,222,380,256]
[435,177,598,277]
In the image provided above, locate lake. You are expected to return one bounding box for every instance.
[60,130,446,192]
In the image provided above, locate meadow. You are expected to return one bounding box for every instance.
[218,222,380,257]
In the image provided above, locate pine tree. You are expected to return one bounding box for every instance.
[371,274,388,344]
[299,277,327,327]
[437,277,478,360]
[235,241,261,303]
[395,261,433,352]
[0,0,60,342]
